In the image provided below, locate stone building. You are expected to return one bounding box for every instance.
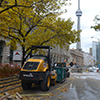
[69,48,96,67]
[2,38,94,67]
[0,38,22,66]
[83,52,95,67]
[0,38,11,64]
[0,38,70,67]
[50,46,70,65]
[69,49,84,66]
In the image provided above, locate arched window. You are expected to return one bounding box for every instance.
[57,56,58,62]
[60,57,61,62]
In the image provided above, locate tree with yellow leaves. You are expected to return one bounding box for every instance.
[0,0,81,66]
[91,15,100,31]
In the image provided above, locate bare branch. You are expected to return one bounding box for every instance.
[0,0,3,6]
[8,34,22,43]
[0,34,11,39]
[9,27,24,37]
[15,0,17,5]
[0,5,16,14]
[0,0,49,14]
[40,34,57,45]
[25,12,52,37]
[8,28,22,43]
[0,4,33,14]
[25,47,31,54]
[40,30,67,45]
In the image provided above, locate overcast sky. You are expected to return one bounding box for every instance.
[61,0,100,53]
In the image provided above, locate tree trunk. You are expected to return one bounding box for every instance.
[22,46,25,67]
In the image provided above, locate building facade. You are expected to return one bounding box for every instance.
[0,38,22,66]
[92,41,100,63]
[0,38,11,64]
[50,46,70,65]
[69,49,96,67]
[83,52,95,67]
[1,38,95,67]
[0,38,70,67]
[69,49,83,66]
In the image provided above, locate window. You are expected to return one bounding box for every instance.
[60,57,61,62]
[54,55,55,63]
[23,62,39,70]
[57,56,58,62]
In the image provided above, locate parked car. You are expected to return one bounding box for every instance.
[88,66,99,72]
[71,65,82,73]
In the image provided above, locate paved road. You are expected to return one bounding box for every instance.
[21,72,100,100]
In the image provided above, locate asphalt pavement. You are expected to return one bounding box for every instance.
[20,72,100,100]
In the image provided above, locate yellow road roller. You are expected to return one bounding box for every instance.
[19,46,57,91]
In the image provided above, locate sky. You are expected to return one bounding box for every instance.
[61,0,100,53]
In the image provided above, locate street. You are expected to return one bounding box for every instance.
[19,72,100,100]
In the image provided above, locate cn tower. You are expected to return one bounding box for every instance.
[76,0,82,50]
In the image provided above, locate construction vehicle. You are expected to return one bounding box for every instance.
[19,45,57,91]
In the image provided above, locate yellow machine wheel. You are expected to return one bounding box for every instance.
[21,80,32,90]
[47,76,50,87]
[41,71,51,91]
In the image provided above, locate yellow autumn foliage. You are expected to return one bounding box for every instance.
[0,0,81,64]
